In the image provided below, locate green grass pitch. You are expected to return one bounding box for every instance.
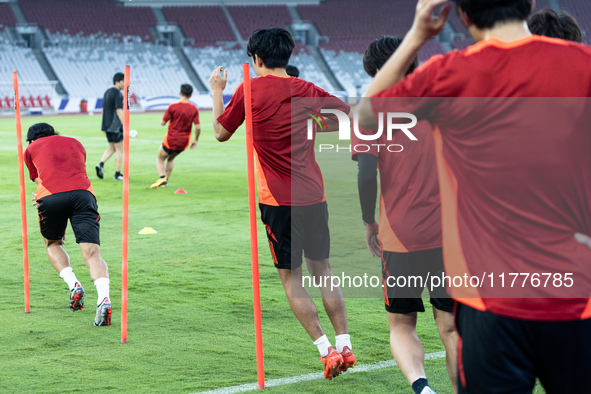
[0,111,456,393]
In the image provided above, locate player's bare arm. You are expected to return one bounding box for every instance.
[358,0,451,129]
[160,119,167,126]
[116,108,124,123]
[209,66,232,142]
[191,124,201,149]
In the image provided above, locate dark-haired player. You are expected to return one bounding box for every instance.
[286,64,300,78]
[354,36,456,394]
[97,72,124,181]
[209,28,355,379]
[151,84,200,189]
[25,123,112,326]
[528,8,582,42]
[359,0,591,392]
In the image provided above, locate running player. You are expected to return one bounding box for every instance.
[209,28,356,379]
[25,123,112,326]
[359,0,591,392]
[151,84,200,189]
[353,36,456,394]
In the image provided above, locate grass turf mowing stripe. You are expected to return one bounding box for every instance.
[197,351,446,394]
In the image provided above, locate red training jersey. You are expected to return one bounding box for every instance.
[24,135,94,200]
[352,121,441,252]
[374,35,591,321]
[162,101,200,151]
[218,75,350,206]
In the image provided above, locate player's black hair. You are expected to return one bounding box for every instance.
[246,28,295,69]
[363,36,419,78]
[453,0,532,29]
[180,83,193,97]
[27,122,57,143]
[113,72,124,84]
[285,65,300,77]
[528,9,582,43]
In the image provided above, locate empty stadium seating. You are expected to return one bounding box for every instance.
[1,0,590,104]
[228,5,292,39]
[163,6,234,47]
[20,0,155,41]
[0,3,16,27]
[43,37,192,98]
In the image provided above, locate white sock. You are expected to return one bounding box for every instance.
[59,267,79,290]
[313,334,332,357]
[94,277,110,305]
[335,334,351,353]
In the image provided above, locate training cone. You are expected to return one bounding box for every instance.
[138,227,157,235]
[174,189,187,194]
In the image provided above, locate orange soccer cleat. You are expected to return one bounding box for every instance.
[320,346,343,380]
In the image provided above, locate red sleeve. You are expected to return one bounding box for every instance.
[374,54,442,99]
[371,54,443,123]
[217,83,245,133]
[162,106,172,122]
[314,86,351,115]
[24,146,38,181]
[193,108,200,125]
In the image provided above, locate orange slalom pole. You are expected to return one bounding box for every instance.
[13,72,31,314]
[121,65,130,344]
[243,63,265,389]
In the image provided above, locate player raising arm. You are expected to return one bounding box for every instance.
[210,28,356,380]
[359,0,591,392]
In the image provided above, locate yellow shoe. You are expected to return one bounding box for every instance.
[150,177,168,189]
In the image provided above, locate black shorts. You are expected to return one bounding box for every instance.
[37,190,101,245]
[162,145,184,155]
[456,303,591,393]
[260,201,330,270]
[106,130,123,143]
[382,248,454,314]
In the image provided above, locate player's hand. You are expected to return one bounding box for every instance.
[410,0,452,43]
[31,192,38,207]
[209,66,228,92]
[190,141,197,150]
[575,233,591,249]
[363,220,380,257]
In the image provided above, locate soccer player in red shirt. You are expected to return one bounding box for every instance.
[151,84,200,189]
[358,0,591,392]
[354,36,457,394]
[209,28,356,379]
[24,123,112,326]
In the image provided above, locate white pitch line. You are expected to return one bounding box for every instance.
[195,351,446,394]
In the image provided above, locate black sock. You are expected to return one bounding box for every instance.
[412,378,429,394]
[99,162,104,167]
[159,175,165,179]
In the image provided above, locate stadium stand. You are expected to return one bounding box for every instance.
[185,45,249,94]
[299,0,416,47]
[1,0,590,106]
[297,0,421,95]
[228,5,293,39]
[289,44,335,92]
[0,3,17,27]
[19,0,155,41]
[0,42,52,107]
[43,36,192,98]
[162,6,235,47]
